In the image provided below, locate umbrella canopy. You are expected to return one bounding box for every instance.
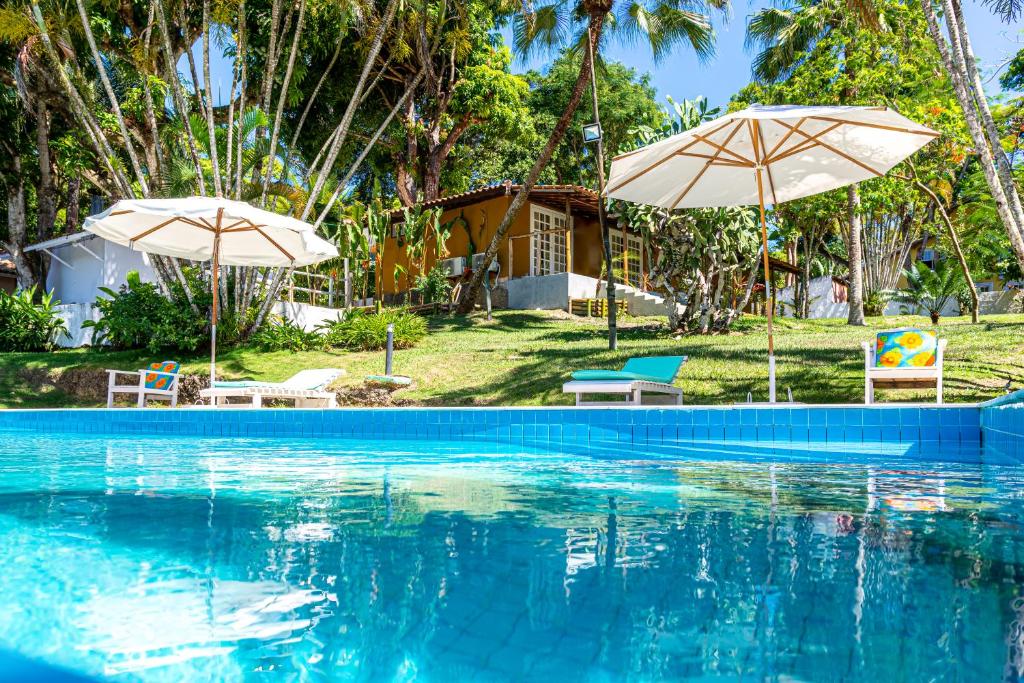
[606,104,938,402]
[84,197,338,385]
[84,196,337,267]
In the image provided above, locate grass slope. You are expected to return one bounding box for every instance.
[1,310,1022,408]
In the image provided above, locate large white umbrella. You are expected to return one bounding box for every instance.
[84,197,338,382]
[606,104,938,402]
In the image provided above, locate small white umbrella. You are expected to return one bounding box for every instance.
[84,197,338,383]
[606,104,938,402]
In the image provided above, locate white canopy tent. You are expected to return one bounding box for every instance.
[84,197,338,383]
[606,104,938,402]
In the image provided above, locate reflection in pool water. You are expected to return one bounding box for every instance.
[0,432,1021,681]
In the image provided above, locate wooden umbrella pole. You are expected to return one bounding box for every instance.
[211,208,223,385]
[752,120,776,403]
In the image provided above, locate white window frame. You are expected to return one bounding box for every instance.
[529,204,568,277]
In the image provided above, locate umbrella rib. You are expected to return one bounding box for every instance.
[755,121,779,206]
[764,122,843,165]
[808,116,940,137]
[675,152,752,167]
[763,117,806,161]
[128,217,185,244]
[691,129,754,165]
[252,225,296,262]
[605,119,736,194]
[610,118,735,163]
[774,120,884,176]
[670,120,746,210]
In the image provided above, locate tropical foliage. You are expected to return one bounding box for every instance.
[892,260,967,324]
[0,286,68,351]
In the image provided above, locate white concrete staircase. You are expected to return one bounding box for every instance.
[596,282,683,317]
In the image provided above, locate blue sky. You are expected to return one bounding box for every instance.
[499,0,1022,109]
[187,2,1021,109]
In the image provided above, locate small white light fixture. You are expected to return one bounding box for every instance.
[582,123,602,143]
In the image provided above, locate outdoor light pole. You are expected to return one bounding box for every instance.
[586,25,616,351]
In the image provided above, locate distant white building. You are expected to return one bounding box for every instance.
[25,232,157,346]
[777,275,850,319]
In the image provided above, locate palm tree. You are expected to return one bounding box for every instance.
[893,259,966,324]
[745,0,874,326]
[917,0,1024,274]
[456,0,728,314]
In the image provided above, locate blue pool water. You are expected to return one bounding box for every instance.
[1,430,1023,681]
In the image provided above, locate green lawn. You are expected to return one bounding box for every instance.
[2,310,1023,408]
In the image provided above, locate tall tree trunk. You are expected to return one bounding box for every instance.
[300,0,400,221]
[456,11,607,314]
[141,2,165,190]
[261,0,307,207]
[34,100,56,241]
[910,174,979,322]
[313,70,425,229]
[66,176,81,231]
[201,0,223,196]
[2,153,37,289]
[920,0,1024,270]
[75,0,150,195]
[30,1,134,197]
[947,0,1024,229]
[153,0,208,195]
[234,0,247,199]
[283,33,344,183]
[846,184,865,325]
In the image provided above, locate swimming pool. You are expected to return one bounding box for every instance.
[0,402,1022,681]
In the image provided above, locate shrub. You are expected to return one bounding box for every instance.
[0,286,68,352]
[413,264,453,304]
[252,316,325,352]
[320,307,428,351]
[84,270,209,352]
[863,290,890,317]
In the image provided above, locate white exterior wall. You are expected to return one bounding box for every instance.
[45,237,156,305]
[779,276,1021,319]
[778,276,848,319]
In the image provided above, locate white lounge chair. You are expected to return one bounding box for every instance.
[562,356,687,406]
[107,360,181,408]
[200,368,344,408]
[862,329,946,404]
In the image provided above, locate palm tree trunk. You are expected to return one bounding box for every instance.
[920,0,1024,269]
[201,0,223,196]
[153,0,208,196]
[846,184,865,325]
[235,0,248,200]
[141,1,165,191]
[282,34,344,183]
[74,0,150,195]
[946,0,1024,229]
[313,70,425,229]
[456,11,607,314]
[34,100,56,241]
[30,2,134,198]
[260,0,307,207]
[1,152,37,288]
[300,0,400,221]
[911,176,979,322]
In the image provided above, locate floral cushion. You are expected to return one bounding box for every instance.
[144,361,179,390]
[874,330,936,368]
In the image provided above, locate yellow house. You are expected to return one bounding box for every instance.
[380,183,662,313]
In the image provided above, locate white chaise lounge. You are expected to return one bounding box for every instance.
[200,368,344,408]
[562,356,687,406]
[862,329,946,404]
